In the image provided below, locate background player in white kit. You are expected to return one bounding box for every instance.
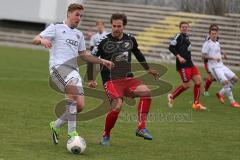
[32,3,114,144]
[87,20,108,87]
[202,29,239,108]
[89,20,108,51]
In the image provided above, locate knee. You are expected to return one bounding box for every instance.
[76,99,84,113]
[142,87,151,97]
[111,98,123,112]
[233,76,238,82]
[195,78,202,85]
[223,80,229,86]
[136,85,151,97]
[182,82,191,89]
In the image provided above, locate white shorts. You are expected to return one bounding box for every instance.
[49,65,84,95]
[209,65,236,83]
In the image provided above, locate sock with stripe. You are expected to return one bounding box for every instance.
[137,96,151,129]
[103,110,120,137]
[194,84,201,104]
[171,85,187,99]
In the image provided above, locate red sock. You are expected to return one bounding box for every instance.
[137,96,151,129]
[171,85,187,99]
[204,78,212,91]
[194,84,201,104]
[103,110,119,137]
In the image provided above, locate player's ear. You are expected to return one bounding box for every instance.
[67,11,70,18]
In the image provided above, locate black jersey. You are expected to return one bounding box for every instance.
[89,33,149,84]
[169,33,194,70]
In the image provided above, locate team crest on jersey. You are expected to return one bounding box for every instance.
[76,34,80,39]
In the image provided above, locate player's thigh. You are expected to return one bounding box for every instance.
[223,66,236,80]
[104,80,124,100]
[210,67,227,84]
[191,66,201,84]
[178,68,191,83]
[65,70,84,96]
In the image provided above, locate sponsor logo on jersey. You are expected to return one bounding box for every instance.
[66,39,79,46]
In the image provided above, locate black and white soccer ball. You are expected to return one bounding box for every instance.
[67,136,86,154]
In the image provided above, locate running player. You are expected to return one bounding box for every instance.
[168,21,206,110]
[202,29,239,107]
[87,20,108,87]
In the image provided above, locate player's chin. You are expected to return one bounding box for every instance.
[74,22,80,27]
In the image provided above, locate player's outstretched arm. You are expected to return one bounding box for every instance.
[32,35,52,48]
[79,51,114,70]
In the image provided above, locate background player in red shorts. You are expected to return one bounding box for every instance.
[88,13,159,146]
[168,21,206,110]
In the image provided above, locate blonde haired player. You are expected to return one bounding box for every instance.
[33,3,114,144]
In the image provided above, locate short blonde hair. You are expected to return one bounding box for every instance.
[67,3,84,12]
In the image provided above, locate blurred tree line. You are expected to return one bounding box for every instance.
[100,0,240,15]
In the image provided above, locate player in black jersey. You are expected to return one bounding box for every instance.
[168,21,206,111]
[88,13,159,146]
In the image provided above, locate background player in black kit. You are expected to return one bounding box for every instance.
[168,21,206,111]
[88,13,159,146]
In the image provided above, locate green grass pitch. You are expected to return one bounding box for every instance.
[0,45,239,160]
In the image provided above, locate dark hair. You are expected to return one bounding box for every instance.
[179,21,189,28]
[209,29,218,34]
[209,24,219,31]
[110,13,127,26]
[67,3,84,12]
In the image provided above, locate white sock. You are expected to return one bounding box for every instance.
[54,111,67,128]
[67,100,77,134]
[224,85,235,103]
[219,87,225,95]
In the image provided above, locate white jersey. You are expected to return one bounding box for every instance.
[89,31,108,47]
[202,39,223,69]
[40,22,86,71]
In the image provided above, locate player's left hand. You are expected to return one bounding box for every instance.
[148,68,160,80]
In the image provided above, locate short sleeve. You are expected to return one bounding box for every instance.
[89,34,95,47]
[91,36,105,57]
[170,34,181,46]
[202,41,209,54]
[78,33,86,52]
[39,24,55,39]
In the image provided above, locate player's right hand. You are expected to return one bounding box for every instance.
[40,39,52,48]
[178,56,186,64]
[88,80,98,88]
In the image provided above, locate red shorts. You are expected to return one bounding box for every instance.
[204,62,210,73]
[104,78,142,100]
[178,66,200,82]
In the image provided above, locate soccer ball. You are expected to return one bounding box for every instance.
[67,136,86,154]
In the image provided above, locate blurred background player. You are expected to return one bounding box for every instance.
[203,24,227,96]
[202,29,239,108]
[87,20,108,87]
[32,3,113,144]
[90,20,108,51]
[88,13,159,146]
[168,21,206,111]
